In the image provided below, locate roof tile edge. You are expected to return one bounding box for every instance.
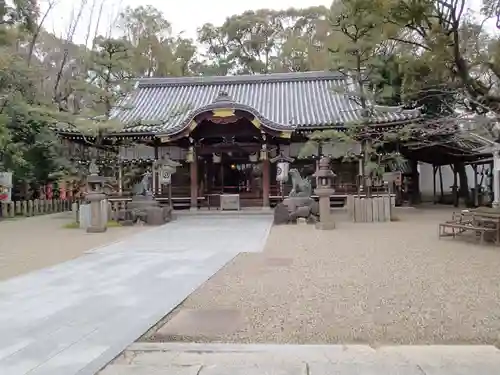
[136,71,344,88]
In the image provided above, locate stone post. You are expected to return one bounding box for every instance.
[313,157,336,230]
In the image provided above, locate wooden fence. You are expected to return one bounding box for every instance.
[0,199,75,219]
[346,195,394,222]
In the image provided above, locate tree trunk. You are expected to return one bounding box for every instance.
[410,160,420,204]
[454,162,471,207]
[439,166,444,201]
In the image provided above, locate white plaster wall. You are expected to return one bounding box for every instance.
[419,162,486,199]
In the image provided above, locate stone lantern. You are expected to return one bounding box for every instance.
[313,156,336,230]
[156,154,181,209]
[85,160,112,233]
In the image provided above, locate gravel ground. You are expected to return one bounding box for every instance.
[148,207,500,346]
[0,212,146,281]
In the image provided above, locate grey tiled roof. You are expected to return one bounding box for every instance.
[114,71,422,134]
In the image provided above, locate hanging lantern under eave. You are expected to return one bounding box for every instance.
[249,153,258,163]
[186,147,194,163]
[213,153,221,163]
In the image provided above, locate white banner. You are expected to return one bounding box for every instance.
[276,162,289,182]
[160,169,172,185]
[160,166,177,185]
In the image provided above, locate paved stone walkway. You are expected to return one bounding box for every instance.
[101,342,500,374]
[0,215,272,375]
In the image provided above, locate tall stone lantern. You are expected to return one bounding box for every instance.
[313,156,336,230]
[85,160,112,233]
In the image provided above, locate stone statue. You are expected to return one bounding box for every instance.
[288,169,312,197]
[131,171,152,196]
[117,169,173,226]
[273,168,318,225]
[89,159,99,175]
[141,172,152,194]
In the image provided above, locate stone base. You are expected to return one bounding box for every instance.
[190,207,198,212]
[315,221,335,230]
[273,203,290,225]
[86,226,107,233]
[145,206,172,225]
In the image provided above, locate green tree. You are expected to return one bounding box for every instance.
[196,7,330,74]
[301,0,408,194]
[389,0,500,120]
[0,0,67,196]
[62,36,134,146]
[117,5,199,77]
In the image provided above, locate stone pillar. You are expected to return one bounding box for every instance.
[86,191,107,233]
[190,151,198,211]
[262,158,270,209]
[493,149,500,208]
[118,164,123,195]
[315,187,335,230]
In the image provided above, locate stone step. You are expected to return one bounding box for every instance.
[105,343,500,375]
[100,358,500,375]
[99,364,202,375]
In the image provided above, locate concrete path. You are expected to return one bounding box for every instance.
[102,342,500,375]
[0,215,272,375]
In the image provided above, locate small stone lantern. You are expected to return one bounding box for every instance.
[313,156,336,230]
[85,160,112,233]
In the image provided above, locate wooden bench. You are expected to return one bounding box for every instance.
[438,222,498,244]
[452,211,473,224]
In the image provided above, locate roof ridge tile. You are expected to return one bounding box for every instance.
[137,71,343,88]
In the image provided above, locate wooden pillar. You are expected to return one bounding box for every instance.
[317,143,323,188]
[473,164,479,207]
[439,166,444,201]
[432,165,437,204]
[152,164,156,194]
[451,164,458,207]
[154,145,160,195]
[190,148,198,210]
[262,158,270,208]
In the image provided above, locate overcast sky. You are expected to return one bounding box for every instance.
[45,0,332,43]
[44,0,492,45]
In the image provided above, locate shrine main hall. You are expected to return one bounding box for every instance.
[60,71,487,209]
